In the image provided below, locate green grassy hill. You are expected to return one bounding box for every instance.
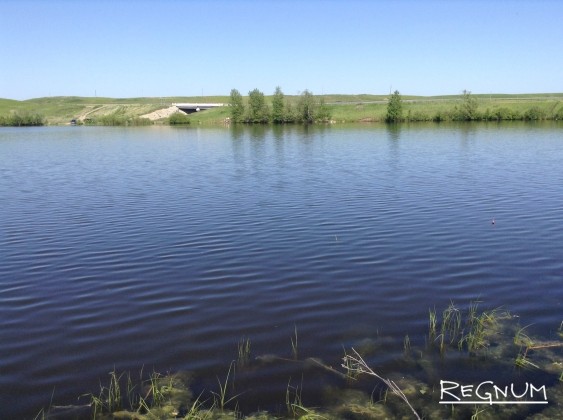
[1,93,562,125]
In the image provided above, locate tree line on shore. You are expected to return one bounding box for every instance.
[1,90,562,126]
[229,87,332,124]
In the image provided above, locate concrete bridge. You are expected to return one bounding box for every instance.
[174,103,225,114]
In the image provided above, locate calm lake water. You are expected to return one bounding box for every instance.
[1,123,562,418]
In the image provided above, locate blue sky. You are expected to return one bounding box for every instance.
[1,0,562,100]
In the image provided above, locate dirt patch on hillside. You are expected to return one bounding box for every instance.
[77,105,109,122]
[140,105,179,121]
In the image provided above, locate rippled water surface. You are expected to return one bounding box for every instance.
[1,124,562,418]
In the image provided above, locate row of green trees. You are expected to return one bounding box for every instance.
[386,90,563,122]
[0,112,45,126]
[229,87,332,124]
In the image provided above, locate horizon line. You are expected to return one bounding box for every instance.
[4,92,563,102]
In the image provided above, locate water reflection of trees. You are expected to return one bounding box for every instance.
[386,124,401,172]
[386,123,401,142]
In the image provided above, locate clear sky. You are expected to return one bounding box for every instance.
[1,0,562,100]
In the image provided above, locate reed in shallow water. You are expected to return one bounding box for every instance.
[212,361,241,413]
[291,324,298,360]
[237,336,251,366]
[341,348,422,420]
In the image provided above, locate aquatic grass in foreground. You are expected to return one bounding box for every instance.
[79,369,194,418]
[42,303,563,419]
[341,347,360,382]
[83,369,124,416]
[428,300,513,355]
[428,307,438,340]
[212,361,241,413]
[403,334,411,356]
[460,305,506,353]
[291,324,298,359]
[285,377,303,418]
[438,301,463,353]
[237,336,252,367]
[341,348,422,420]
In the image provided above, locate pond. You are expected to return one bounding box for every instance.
[0,123,562,418]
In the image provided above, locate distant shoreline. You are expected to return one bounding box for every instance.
[1,93,562,126]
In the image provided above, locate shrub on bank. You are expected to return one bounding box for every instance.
[406,109,432,122]
[0,112,46,126]
[524,106,547,121]
[385,90,404,122]
[432,111,449,122]
[84,112,152,126]
[488,107,521,121]
[451,90,479,121]
[168,112,191,125]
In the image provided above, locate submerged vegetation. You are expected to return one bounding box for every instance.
[39,301,563,419]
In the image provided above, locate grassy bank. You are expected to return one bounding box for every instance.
[1,94,563,126]
[0,111,45,126]
[165,93,563,125]
[0,96,230,126]
[327,94,563,123]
